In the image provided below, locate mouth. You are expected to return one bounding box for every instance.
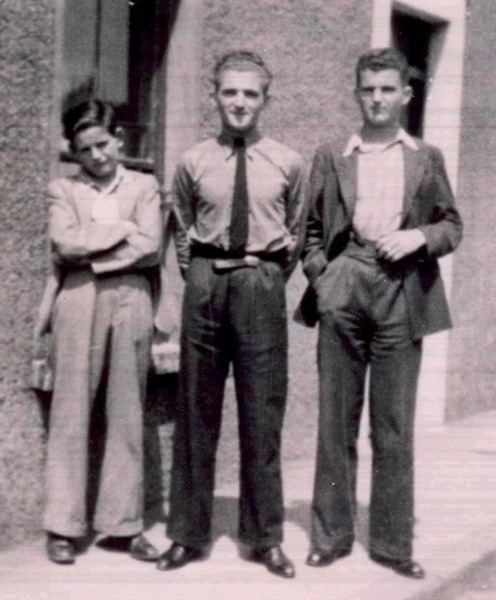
[229,114,250,127]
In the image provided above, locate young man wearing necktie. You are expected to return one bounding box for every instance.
[297,48,462,579]
[157,50,306,578]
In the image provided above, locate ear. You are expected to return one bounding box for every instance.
[114,126,125,150]
[402,85,413,106]
[209,78,220,106]
[210,89,219,108]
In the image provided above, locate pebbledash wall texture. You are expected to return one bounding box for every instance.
[446,1,496,421]
[0,1,57,547]
[200,0,372,161]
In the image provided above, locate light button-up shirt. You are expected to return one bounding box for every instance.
[86,166,124,224]
[343,129,418,242]
[172,131,306,274]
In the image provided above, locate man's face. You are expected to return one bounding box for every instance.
[72,125,122,183]
[215,69,268,136]
[355,68,411,129]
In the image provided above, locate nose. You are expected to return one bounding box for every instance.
[90,147,104,161]
[372,88,383,103]
[233,92,247,108]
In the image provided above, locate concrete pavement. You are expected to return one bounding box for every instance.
[1,410,496,600]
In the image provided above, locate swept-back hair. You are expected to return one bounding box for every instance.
[212,50,273,95]
[63,99,118,145]
[355,48,410,86]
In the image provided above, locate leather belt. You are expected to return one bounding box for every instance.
[191,244,288,271]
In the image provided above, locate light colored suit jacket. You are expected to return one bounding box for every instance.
[35,168,170,336]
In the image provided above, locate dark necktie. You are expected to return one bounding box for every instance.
[229,137,249,255]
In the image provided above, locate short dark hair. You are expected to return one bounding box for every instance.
[212,50,273,95]
[356,48,410,87]
[62,99,118,145]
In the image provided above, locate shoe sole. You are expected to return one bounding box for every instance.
[266,566,296,579]
[156,551,203,571]
[130,553,159,563]
[47,555,76,565]
[306,548,351,567]
[370,555,426,579]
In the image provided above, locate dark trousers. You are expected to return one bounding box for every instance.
[167,256,288,549]
[312,246,422,560]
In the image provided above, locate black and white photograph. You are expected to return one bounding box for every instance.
[0,1,493,598]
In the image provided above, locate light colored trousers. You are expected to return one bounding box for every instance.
[44,269,153,538]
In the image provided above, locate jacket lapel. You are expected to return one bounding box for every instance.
[334,151,358,218]
[333,142,426,224]
[402,144,427,222]
[72,169,137,224]
[117,173,137,220]
[72,181,93,226]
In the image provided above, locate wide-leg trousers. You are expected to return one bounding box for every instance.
[167,257,288,549]
[44,270,153,537]
[311,247,422,560]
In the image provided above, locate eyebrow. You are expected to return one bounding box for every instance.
[77,139,108,152]
[360,84,399,90]
[221,87,261,93]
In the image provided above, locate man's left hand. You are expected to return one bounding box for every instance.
[376,229,426,262]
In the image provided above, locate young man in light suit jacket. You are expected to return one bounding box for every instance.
[42,100,162,565]
[298,48,462,579]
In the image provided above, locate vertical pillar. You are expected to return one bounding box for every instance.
[162,0,204,190]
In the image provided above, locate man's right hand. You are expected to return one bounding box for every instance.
[376,229,426,262]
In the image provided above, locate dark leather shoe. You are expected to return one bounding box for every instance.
[46,534,76,565]
[156,542,203,571]
[370,554,426,579]
[97,534,159,562]
[306,547,351,567]
[252,546,295,579]
[129,534,159,562]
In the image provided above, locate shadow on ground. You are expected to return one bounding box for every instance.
[209,495,371,556]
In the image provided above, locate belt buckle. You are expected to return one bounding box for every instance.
[213,256,260,271]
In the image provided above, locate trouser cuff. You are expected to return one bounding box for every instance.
[369,540,412,561]
[168,533,210,550]
[94,520,143,537]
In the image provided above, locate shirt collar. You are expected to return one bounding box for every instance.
[218,129,263,160]
[77,164,127,193]
[342,128,418,157]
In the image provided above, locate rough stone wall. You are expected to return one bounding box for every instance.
[0,1,57,547]
[200,0,373,162]
[446,1,496,420]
